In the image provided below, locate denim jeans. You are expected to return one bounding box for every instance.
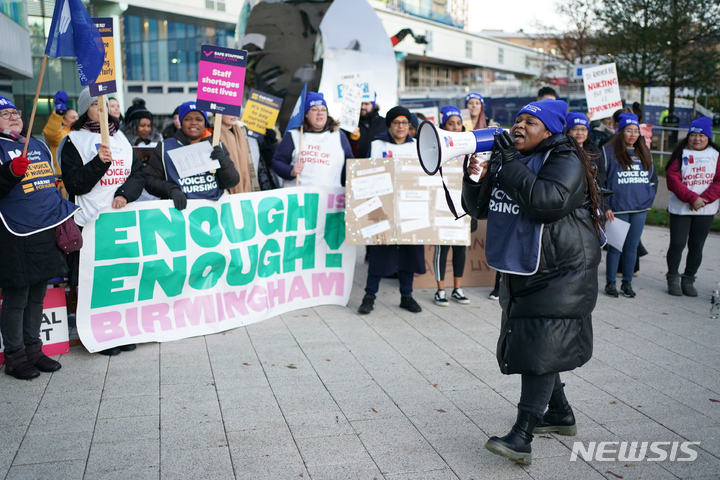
[518,373,562,417]
[606,211,648,283]
[365,271,414,298]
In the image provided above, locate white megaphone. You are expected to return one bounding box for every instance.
[417,120,503,180]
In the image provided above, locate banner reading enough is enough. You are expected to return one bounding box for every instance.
[77,187,354,352]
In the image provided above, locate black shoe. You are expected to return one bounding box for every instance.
[119,344,137,352]
[399,295,422,313]
[533,383,577,436]
[620,281,636,298]
[98,347,122,356]
[488,287,499,300]
[358,294,374,314]
[3,347,41,380]
[605,282,619,297]
[451,288,470,304]
[485,410,540,465]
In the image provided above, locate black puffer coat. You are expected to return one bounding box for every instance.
[462,134,601,376]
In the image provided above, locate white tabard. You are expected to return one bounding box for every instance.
[285,129,345,188]
[668,147,719,216]
[369,138,417,159]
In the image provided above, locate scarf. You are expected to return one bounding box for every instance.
[82,119,117,136]
[0,129,25,144]
[220,123,260,194]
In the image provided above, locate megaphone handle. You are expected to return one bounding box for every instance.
[469,165,484,183]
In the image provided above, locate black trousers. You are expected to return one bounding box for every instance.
[518,372,562,417]
[667,214,714,276]
[0,282,47,352]
[433,245,466,282]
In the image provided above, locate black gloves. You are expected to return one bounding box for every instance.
[210,145,227,162]
[494,130,516,166]
[264,128,277,144]
[170,188,187,211]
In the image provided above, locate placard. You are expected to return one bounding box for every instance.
[166,142,219,178]
[334,71,375,101]
[0,288,70,364]
[196,44,248,116]
[345,157,470,245]
[240,89,282,134]
[338,84,363,133]
[89,17,117,96]
[582,63,623,120]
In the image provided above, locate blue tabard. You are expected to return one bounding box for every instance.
[163,137,224,201]
[485,149,551,275]
[0,136,78,235]
[603,146,656,213]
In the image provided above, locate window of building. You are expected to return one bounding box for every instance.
[425,30,432,51]
[127,85,143,93]
[465,40,472,59]
[0,0,26,27]
[498,48,504,65]
[168,86,184,93]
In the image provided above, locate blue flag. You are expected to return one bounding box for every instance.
[284,83,307,135]
[45,0,105,86]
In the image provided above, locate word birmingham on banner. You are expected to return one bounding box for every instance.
[77,187,355,352]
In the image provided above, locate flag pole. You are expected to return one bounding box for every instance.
[97,94,110,145]
[295,125,303,186]
[22,55,49,157]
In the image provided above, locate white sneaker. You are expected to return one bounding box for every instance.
[434,290,449,306]
[451,288,470,304]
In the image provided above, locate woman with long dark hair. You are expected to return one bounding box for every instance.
[665,117,720,296]
[602,112,657,298]
[462,100,603,465]
[565,112,604,185]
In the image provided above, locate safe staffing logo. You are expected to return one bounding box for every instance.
[570,441,700,462]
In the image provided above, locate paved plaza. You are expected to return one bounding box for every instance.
[1,225,719,480]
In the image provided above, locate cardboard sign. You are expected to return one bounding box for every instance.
[76,188,355,352]
[410,107,440,126]
[338,84,363,133]
[196,44,248,116]
[240,89,282,134]
[0,288,70,365]
[89,17,117,96]
[582,63,623,120]
[346,157,470,245]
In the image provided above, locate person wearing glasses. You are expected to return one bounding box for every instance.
[358,106,425,315]
[602,112,657,298]
[272,92,353,188]
[0,96,79,378]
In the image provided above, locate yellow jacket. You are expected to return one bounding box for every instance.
[42,111,71,173]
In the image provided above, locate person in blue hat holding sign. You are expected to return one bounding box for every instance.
[462,99,603,465]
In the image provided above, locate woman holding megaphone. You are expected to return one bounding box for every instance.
[462,100,603,465]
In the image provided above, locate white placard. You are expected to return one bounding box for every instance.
[439,228,468,241]
[434,216,458,227]
[400,219,431,234]
[410,107,439,126]
[398,201,429,220]
[604,217,631,251]
[353,196,383,219]
[418,176,443,187]
[436,188,462,213]
[582,63,623,121]
[361,220,391,238]
[338,83,363,133]
[166,142,219,178]
[335,71,375,101]
[357,166,386,176]
[400,190,430,201]
[401,165,424,173]
[351,172,394,200]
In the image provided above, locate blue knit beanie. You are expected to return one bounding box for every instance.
[688,117,713,138]
[517,100,568,134]
[465,93,483,108]
[616,113,639,132]
[440,105,462,127]
[305,92,327,113]
[178,101,207,123]
[565,112,590,131]
[0,96,17,112]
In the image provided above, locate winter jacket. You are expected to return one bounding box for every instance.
[42,111,71,171]
[347,109,387,158]
[144,129,239,200]
[462,134,601,375]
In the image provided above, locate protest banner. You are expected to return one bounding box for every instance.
[582,63,623,120]
[89,18,117,96]
[196,44,248,149]
[240,89,283,135]
[0,288,70,365]
[345,157,470,246]
[338,84,362,133]
[76,187,355,352]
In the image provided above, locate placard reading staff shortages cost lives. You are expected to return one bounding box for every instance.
[196,44,248,117]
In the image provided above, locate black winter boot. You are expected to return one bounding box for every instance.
[485,409,540,465]
[358,294,374,314]
[25,341,61,372]
[666,274,682,296]
[4,347,40,380]
[681,275,698,297]
[533,382,577,436]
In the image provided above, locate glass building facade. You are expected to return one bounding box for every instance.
[0,0,26,27]
[124,14,234,83]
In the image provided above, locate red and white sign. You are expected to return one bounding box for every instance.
[582,63,623,120]
[0,287,70,365]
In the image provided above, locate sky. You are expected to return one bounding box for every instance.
[466,0,567,34]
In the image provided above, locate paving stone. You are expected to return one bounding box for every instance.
[5,459,85,480]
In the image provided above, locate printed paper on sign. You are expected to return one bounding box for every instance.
[439,228,467,241]
[400,219,431,234]
[167,142,218,178]
[351,172,394,200]
[338,83,363,133]
[604,217,631,251]
[356,166,386,176]
[398,201,429,220]
[400,190,430,201]
[361,220,391,238]
[353,196,383,219]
